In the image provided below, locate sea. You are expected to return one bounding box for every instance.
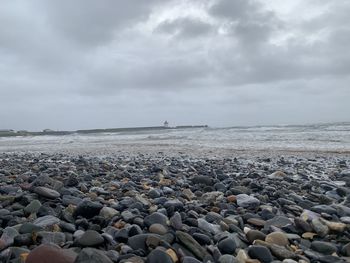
[0,122,350,154]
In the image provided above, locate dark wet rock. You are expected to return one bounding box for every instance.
[73,200,103,219]
[193,233,211,245]
[128,234,160,251]
[19,223,43,234]
[24,199,42,214]
[176,231,208,260]
[248,245,273,263]
[76,230,104,247]
[146,249,173,263]
[144,212,168,227]
[0,227,18,250]
[246,230,266,244]
[311,241,338,255]
[218,238,237,254]
[75,247,113,263]
[311,205,337,215]
[192,176,213,186]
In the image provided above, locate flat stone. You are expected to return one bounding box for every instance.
[76,230,104,247]
[248,245,273,263]
[144,212,168,227]
[176,231,208,260]
[246,230,266,244]
[33,215,60,228]
[24,200,42,214]
[265,232,289,246]
[236,194,260,209]
[99,207,118,219]
[34,186,60,199]
[149,223,168,235]
[37,231,66,245]
[311,241,338,255]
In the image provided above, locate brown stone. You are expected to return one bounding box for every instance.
[265,232,289,246]
[26,244,77,263]
[227,195,237,203]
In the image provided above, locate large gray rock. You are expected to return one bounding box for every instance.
[236,194,260,208]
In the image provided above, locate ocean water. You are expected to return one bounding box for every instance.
[0,122,350,153]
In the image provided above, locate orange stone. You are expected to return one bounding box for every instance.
[227,195,237,203]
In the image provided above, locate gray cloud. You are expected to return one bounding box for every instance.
[0,0,349,130]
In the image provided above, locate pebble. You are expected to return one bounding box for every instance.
[236,194,260,208]
[248,245,274,263]
[26,244,77,263]
[75,247,113,263]
[265,232,289,246]
[76,230,104,247]
[34,186,61,199]
[146,249,173,263]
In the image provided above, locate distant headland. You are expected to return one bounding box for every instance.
[0,124,208,137]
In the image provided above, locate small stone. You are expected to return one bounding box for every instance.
[73,200,103,219]
[99,207,118,219]
[236,194,260,209]
[144,212,168,227]
[149,223,168,235]
[247,218,266,227]
[146,249,173,263]
[176,231,208,260]
[268,171,287,179]
[34,186,60,199]
[218,238,237,254]
[170,212,182,230]
[33,215,60,228]
[248,245,273,263]
[311,241,338,255]
[24,200,42,214]
[76,230,104,247]
[37,231,66,245]
[166,248,178,263]
[302,232,317,240]
[246,230,266,244]
[0,227,19,250]
[311,218,329,237]
[265,232,289,246]
[227,195,237,203]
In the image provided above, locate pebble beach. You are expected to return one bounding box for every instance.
[0,145,350,263]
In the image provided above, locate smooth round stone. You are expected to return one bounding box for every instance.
[170,212,182,230]
[24,200,42,214]
[149,223,168,235]
[247,218,266,227]
[146,249,173,263]
[193,233,211,245]
[34,186,60,199]
[246,230,266,244]
[236,194,260,208]
[26,244,77,263]
[311,241,338,255]
[218,238,238,254]
[76,230,104,247]
[33,215,60,228]
[248,245,273,263]
[264,216,293,231]
[144,212,168,227]
[265,232,289,246]
[311,219,329,237]
[73,200,103,219]
[311,205,337,215]
[148,189,161,198]
[128,234,160,251]
[75,248,113,263]
[218,254,239,263]
[192,176,213,185]
[99,207,118,219]
[340,217,350,224]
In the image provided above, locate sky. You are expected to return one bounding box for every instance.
[0,0,349,131]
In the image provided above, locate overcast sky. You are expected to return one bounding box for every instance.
[1,0,349,130]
